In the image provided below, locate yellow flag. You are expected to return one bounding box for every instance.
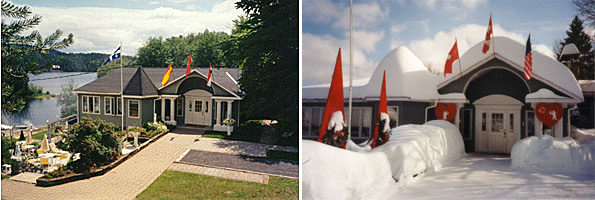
[161,64,173,86]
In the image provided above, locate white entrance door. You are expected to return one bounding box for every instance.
[186,98,210,125]
[474,95,522,154]
[184,89,212,126]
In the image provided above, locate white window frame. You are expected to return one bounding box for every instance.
[128,99,140,118]
[105,97,113,115]
[82,95,100,114]
[116,97,122,116]
[346,107,373,139]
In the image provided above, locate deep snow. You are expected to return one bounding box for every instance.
[303,120,465,199]
[511,135,595,175]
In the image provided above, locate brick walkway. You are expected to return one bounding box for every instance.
[190,137,297,157]
[1,133,200,200]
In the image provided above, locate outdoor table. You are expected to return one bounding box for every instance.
[22,145,35,150]
[39,153,56,158]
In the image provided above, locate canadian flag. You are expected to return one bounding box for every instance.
[206,63,213,87]
[371,71,390,148]
[444,39,459,77]
[482,15,493,54]
[318,48,346,148]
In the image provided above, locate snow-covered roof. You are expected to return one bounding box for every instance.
[303,47,441,101]
[439,36,583,102]
[438,93,468,103]
[525,88,576,103]
[579,80,595,95]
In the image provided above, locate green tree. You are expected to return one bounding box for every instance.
[557,16,594,80]
[1,137,16,165]
[136,30,232,68]
[56,80,77,117]
[1,0,74,113]
[233,0,298,143]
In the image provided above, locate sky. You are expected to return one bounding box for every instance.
[9,0,243,55]
[302,0,593,86]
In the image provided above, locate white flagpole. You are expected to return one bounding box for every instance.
[120,41,124,133]
[491,13,496,58]
[347,0,353,141]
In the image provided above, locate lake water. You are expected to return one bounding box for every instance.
[1,72,97,127]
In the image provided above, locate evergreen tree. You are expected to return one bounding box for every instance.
[233,0,298,144]
[1,0,74,113]
[557,16,594,80]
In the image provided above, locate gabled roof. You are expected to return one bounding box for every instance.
[438,36,583,101]
[74,66,241,96]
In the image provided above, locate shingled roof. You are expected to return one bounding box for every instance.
[74,66,241,96]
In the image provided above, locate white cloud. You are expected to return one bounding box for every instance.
[303,0,389,29]
[406,24,555,73]
[405,0,486,9]
[302,33,378,86]
[348,30,385,52]
[22,0,242,55]
[413,19,430,32]
[149,1,160,5]
[390,24,406,34]
[460,0,487,9]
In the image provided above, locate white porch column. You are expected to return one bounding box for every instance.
[455,103,462,128]
[227,101,233,119]
[531,103,543,136]
[216,100,221,125]
[161,98,165,121]
[170,98,175,123]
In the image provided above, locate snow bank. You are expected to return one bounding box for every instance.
[573,129,595,145]
[303,120,465,199]
[511,135,595,175]
[346,139,371,152]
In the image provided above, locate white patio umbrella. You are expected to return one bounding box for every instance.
[13,143,21,157]
[41,134,49,152]
[26,130,33,144]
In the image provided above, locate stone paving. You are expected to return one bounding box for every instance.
[1,133,200,200]
[8,172,44,184]
[190,137,298,157]
[167,162,269,184]
[179,150,299,178]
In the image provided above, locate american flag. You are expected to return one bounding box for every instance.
[523,34,532,80]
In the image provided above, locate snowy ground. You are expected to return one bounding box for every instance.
[393,154,595,199]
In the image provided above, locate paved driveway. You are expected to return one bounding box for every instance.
[180,149,298,178]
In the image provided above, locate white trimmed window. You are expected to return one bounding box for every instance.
[105,97,113,115]
[345,107,372,139]
[82,96,100,114]
[176,98,183,116]
[128,100,140,118]
[302,107,323,137]
[116,97,122,115]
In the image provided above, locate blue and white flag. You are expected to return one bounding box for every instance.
[103,46,121,65]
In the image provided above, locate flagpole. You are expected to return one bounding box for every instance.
[491,13,496,58]
[456,38,463,77]
[120,41,124,133]
[347,0,353,141]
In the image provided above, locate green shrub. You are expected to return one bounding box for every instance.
[141,122,167,138]
[42,166,73,179]
[60,117,122,172]
[1,137,16,165]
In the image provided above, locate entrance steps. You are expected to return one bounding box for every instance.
[173,125,211,135]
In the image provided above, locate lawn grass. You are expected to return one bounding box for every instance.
[201,133,225,139]
[136,170,298,200]
[267,150,298,162]
[32,131,47,140]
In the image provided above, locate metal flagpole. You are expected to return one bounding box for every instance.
[120,41,124,133]
[347,0,353,141]
[491,13,496,58]
[457,38,463,77]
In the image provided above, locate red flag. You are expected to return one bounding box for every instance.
[482,15,493,54]
[318,48,345,148]
[444,40,459,77]
[523,34,533,80]
[161,64,173,86]
[185,54,192,77]
[206,64,213,87]
[371,71,388,148]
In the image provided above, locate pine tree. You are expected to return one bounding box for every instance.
[1,0,74,113]
[558,16,594,80]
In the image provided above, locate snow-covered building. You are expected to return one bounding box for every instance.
[302,36,584,154]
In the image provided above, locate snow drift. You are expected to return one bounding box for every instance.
[511,135,595,175]
[303,120,465,199]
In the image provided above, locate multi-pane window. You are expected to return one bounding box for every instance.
[481,113,487,131]
[82,96,100,114]
[128,100,139,118]
[491,113,504,132]
[303,107,372,139]
[526,111,535,137]
[221,101,228,122]
[105,97,113,115]
[116,97,122,115]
